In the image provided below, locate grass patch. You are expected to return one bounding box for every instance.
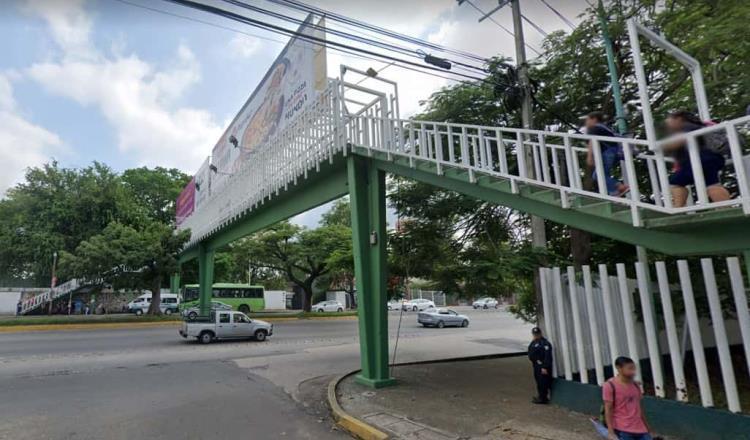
[297,311,358,318]
[0,314,180,327]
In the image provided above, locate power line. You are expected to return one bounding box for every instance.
[463,0,542,57]
[522,14,548,37]
[268,0,490,64]
[220,0,488,74]
[111,0,288,46]
[538,0,577,30]
[115,0,490,88]
[160,0,496,85]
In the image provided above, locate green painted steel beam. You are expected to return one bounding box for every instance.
[169,273,181,294]
[366,152,750,256]
[179,246,199,264]
[347,155,395,388]
[204,159,348,253]
[198,243,214,317]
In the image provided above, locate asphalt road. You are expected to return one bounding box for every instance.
[0,307,532,440]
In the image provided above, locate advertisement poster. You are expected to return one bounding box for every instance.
[210,14,327,194]
[175,178,195,227]
[193,156,211,212]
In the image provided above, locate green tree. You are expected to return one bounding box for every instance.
[239,221,350,311]
[121,167,191,225]
[59,221,189,314]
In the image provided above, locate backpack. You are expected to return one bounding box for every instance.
[599,381,616,427]
[701,120,745,157]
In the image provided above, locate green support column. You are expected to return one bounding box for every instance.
[348,155,395,388]
[169,272,181,294]
[198,243,215,317]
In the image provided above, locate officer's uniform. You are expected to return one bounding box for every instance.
[528,333,553,402]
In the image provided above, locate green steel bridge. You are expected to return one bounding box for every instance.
[175,25,750,388]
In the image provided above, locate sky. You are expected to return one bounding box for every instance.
[0,0,591,226]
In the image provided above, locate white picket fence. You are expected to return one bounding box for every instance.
[540,257,750,413]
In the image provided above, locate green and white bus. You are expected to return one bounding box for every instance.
[181,283,265,314]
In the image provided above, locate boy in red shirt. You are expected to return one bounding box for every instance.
[603,357,653,440]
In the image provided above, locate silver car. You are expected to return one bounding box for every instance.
[182,301,233,321]
[418,308,469,328]
[180,311,273,344]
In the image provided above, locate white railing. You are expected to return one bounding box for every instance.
[180,81,344,247]
[20,278,82,315]
[179,74,750,247]
[349,112,750,226]
[540,257,750,413]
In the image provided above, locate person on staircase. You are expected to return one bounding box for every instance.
[583,111,630,197]
[663,111,731,207]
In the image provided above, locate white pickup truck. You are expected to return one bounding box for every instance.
[179,311,273,344]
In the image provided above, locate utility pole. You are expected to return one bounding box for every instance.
[509,0,547,255]
[596,0,650,273]
[462,0,547,322]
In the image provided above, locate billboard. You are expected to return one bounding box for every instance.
[175,178,195,227]
[193,156,211,212]
[176,15,326,229]
[210,14,327,194]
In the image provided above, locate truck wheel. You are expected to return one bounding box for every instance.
[254,329,268,342]
[187,311,198,321]
[437,320,445,329]
[317,308,324,313]
[483,304,488,309]
[337,307,343,312]
[164,308,172,316]
[135,309,143,316]
[412,306,418,312]
[238,304,250,314]
[198,331,214,344]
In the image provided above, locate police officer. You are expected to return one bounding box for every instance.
[528,326,553,404]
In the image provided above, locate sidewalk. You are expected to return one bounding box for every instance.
[336,356,601,440]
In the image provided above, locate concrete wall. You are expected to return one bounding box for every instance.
[263,290,287,310]
[0,288,48,315]
[551,379,750,440]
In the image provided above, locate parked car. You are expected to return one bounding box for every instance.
[402,298,435,312]
[127,293,180,315]
[312,300,344,312]
[418,308,469,328]
[182,300,233,321]
[179,310,272,344]
[387,299,404,311]
[472,297,499,309]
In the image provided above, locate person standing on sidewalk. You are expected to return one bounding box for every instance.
[603,357,653,440]
[528,326,553,404]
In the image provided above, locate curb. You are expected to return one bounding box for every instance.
[327,371,389,440]
[326,352,527,440]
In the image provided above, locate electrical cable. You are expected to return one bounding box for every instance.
[161,0,496,84]
[462,0,543,57]
[111,0,288,46]
[117,0,495,89]
[269,0,489,64]
[538,0,577,30]
[522,14,549,37]
[220,0,488,74]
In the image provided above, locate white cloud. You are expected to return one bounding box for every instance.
[0,73,64,195]
[228,34,262,59]
[22,0,96,61]
[24,0,222,173]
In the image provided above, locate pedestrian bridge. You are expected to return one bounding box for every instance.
[177,72,750,387]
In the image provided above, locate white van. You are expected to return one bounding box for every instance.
[127,293,180,315]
